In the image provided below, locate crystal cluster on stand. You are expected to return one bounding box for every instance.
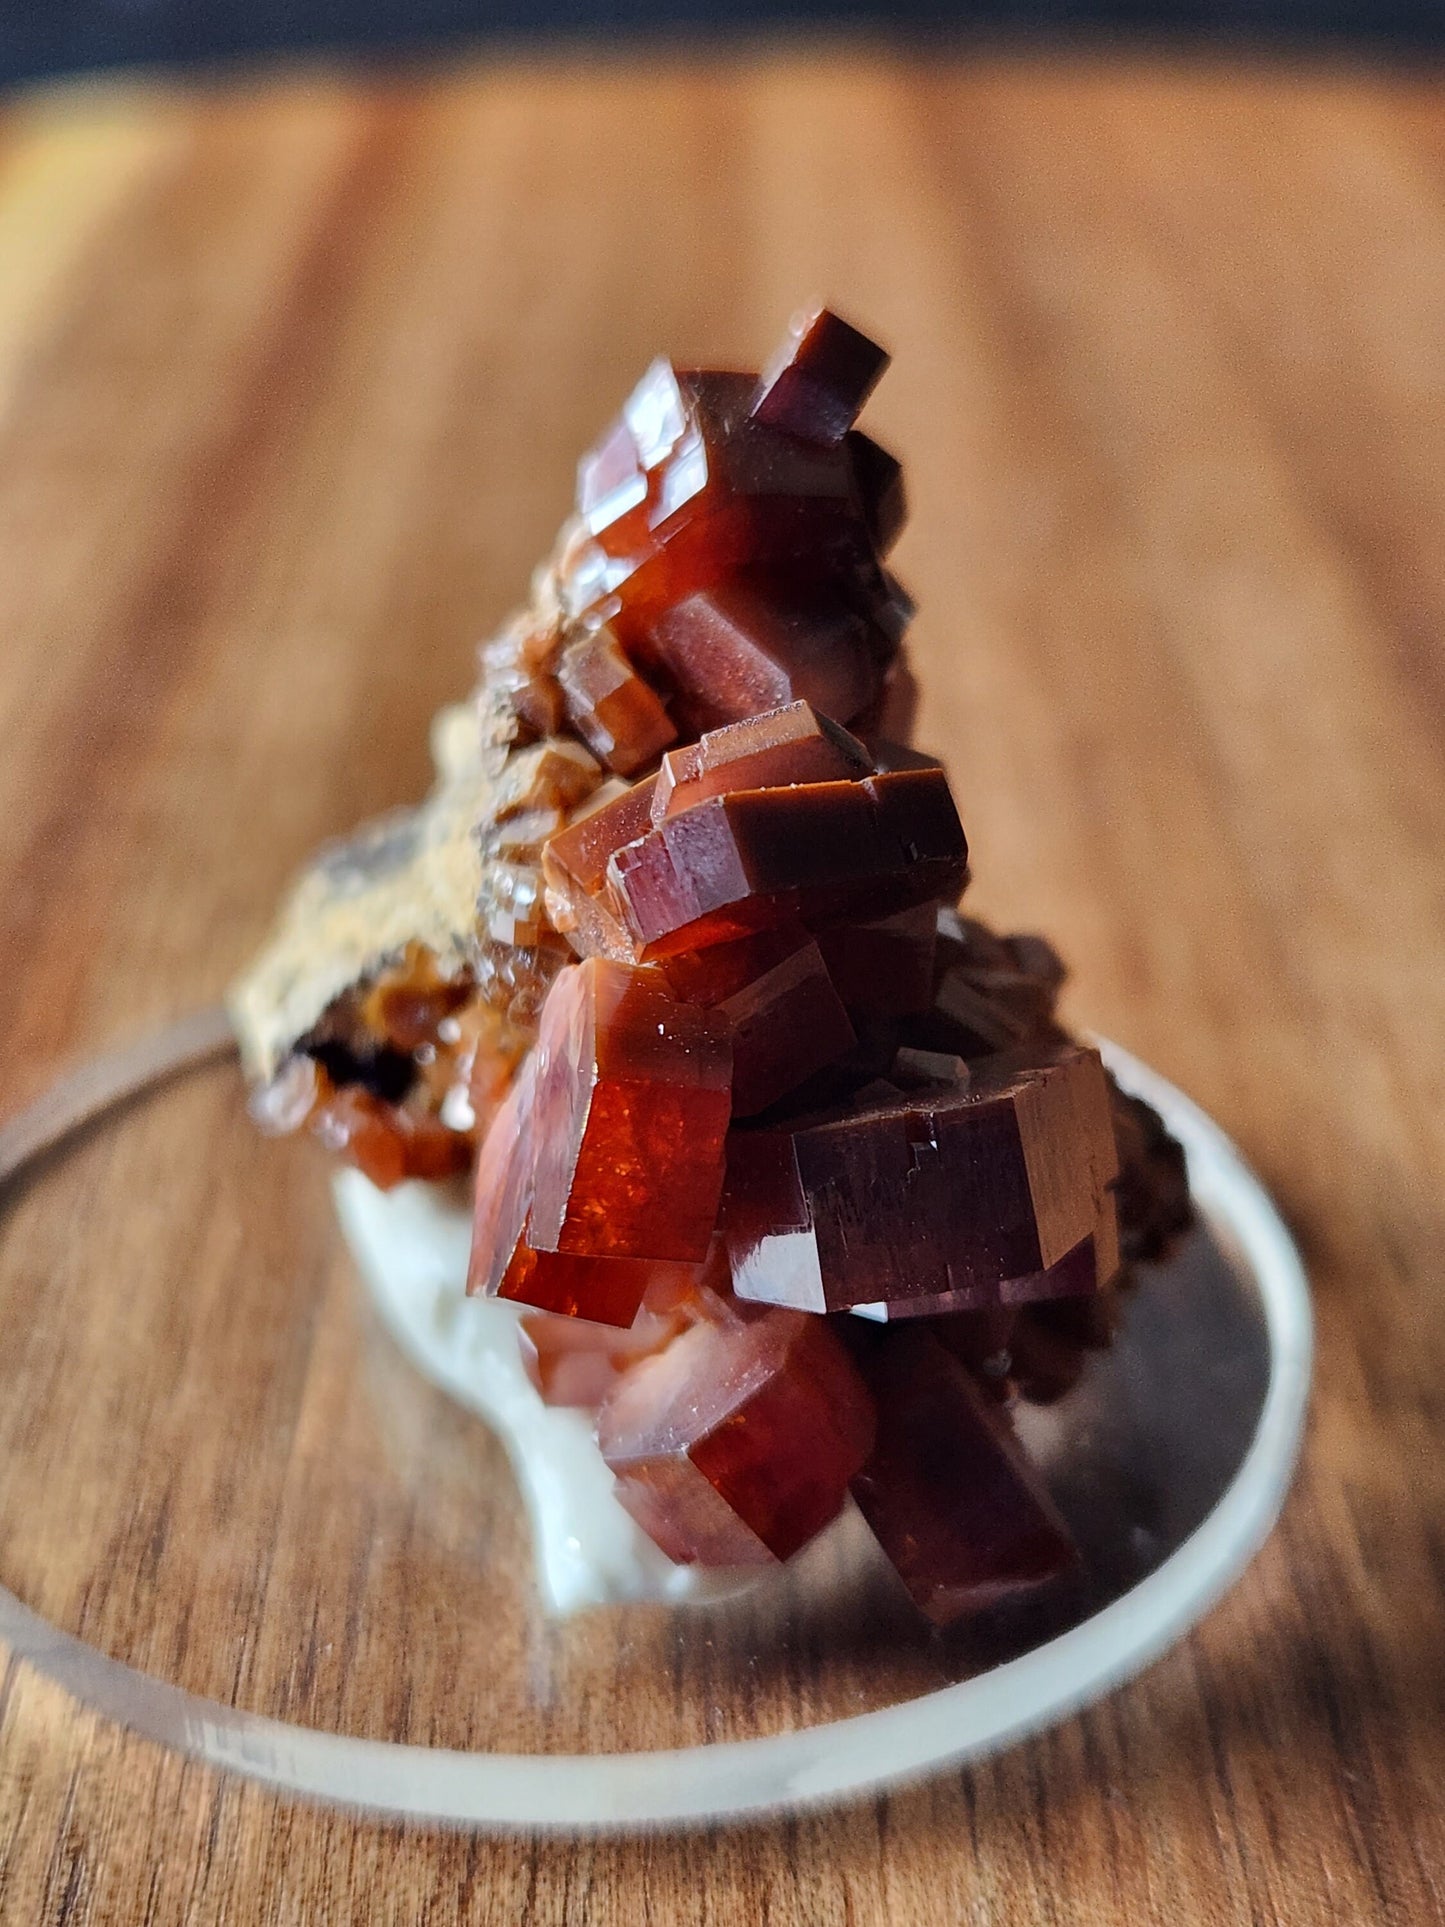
[233,309,1194,1627]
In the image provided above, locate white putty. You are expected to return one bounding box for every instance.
[333,1170,767,1617]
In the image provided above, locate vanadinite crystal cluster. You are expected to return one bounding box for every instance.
[232,310,1193,1626]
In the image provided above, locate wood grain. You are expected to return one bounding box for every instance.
[0,48,1442,1925]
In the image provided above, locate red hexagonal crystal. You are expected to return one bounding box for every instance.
[751,306,891,446]
[816,902,938,1016]
[556,625,676,775]
[646,580,890,737]
[556,318,908,736]
[847,1325,1077,1624]
[652,919,811,1005]
[722,1044,1120,1315]
[713,939,855,1117]
[651,699,872,821]
[528,958,732,1262]
[467,1054,683,1326]
[597,1305,876,1565]
[606,766,968,961]
[659,924,856,1117]
[577,364,870,610]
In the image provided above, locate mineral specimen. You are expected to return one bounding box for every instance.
[234,308,1197,1628]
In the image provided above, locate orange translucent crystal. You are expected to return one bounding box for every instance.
[467,1056,686,1325]
[540,777,657,961]
[528,957,733,1263]
[311,1084,473,1189]
[556,625,676,776]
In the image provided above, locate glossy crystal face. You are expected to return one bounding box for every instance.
[721,1046,1121,1316]
[526,957,732,1265]
[597,1304,877,1565]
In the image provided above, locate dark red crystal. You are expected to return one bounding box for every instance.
[845,433,906,553]
[846,1233,1104,1323]
[606,766,967,961]
[848,1325,1077,1624]
[655,920,856,1117]
[704,934,856,1117]
[645,581,889,737]
[751,306,890,447]
[816,903,938,1016]
[721,1044,1120,1315]
[557,316,909,737]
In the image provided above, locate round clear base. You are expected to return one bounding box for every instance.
[0,1029,1310,1830]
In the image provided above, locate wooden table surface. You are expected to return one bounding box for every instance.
[0,45,1442,1926]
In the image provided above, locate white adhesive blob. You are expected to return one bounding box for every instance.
[333,1169,766,1616]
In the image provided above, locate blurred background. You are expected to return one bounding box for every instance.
[7,0,1445,85]
[1,0,1443,1914]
